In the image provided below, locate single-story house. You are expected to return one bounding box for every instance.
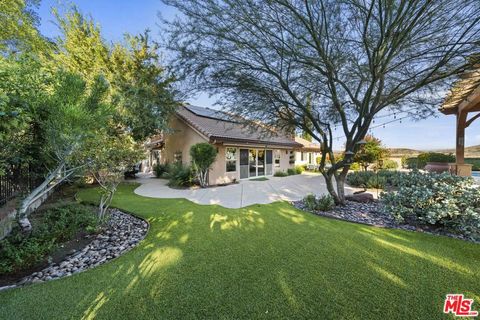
[147,105,306,185]
[294,136,321,169]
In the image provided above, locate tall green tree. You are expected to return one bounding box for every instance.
[0,0,48,54]
[353,135,389,171]
[109,31,177,141]
[0,55,53,175]
[54,8,177,141]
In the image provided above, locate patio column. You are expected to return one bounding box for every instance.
[451,111,472,176]
[456,111,467,164]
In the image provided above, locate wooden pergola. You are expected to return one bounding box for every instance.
[440,58,480,176]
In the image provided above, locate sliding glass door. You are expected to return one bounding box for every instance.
[257,150,265,176]
[249,149,257,177]
[240,149,249,179]
[266,150,273,175]
[239,148,273,179]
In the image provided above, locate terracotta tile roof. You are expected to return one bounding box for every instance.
[440,55,480,115]
[295,136,321,151]
[176,105,303,148]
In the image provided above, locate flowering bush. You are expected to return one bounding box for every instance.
[381,171,480,239]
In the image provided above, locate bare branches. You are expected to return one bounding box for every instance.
[164,0,480,202]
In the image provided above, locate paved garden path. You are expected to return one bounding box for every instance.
[134,172,358,208]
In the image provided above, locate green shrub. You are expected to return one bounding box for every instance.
[153,162,171,178]
[274,171,288,177]
[316,195,335,211]
[190,143,218,187]
[376,170,408,187]
[382,159,398,170]
[465,158,480,171]
[295,165,305,174]
[349,162,361,171]
[303,193,335,211]
[346,171,375,188]
[287,168,296,175]
[381,172,480,239]
[0,204,101,275]
[366,175,386,189]
[303,194,317,210]
[402,157,418,169]
[417,152,455,169]
[168,163,195,187]
[347,170,408,189]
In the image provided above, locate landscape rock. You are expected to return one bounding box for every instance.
[293,198,476,243]
[17,208,148,287]
[346,192,375,203]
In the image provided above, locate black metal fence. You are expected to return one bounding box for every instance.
[0,167,43,207]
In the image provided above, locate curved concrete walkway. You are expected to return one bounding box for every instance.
[134,172,358,208]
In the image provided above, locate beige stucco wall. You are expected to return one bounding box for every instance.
[163,116,209,164]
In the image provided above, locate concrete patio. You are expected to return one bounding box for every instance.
[134,172,358,208]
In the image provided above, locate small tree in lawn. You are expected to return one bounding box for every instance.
[354,136,389,171]
[190,143,217,187]
[85,134,144,219]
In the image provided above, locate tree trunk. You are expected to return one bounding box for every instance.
[323,167,349,206]
[18,162,74,231]
[323,172,341,205]
[335,174,347,205]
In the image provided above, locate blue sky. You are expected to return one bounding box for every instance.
[37,0,480,150]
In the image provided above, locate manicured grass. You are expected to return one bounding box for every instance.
[1,183,479,319]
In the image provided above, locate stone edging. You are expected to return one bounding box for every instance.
[0,208,149,291]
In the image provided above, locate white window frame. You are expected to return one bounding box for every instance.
[225,147,237,172]
[274,150,281,168]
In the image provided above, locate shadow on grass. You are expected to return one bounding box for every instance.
[1,183,479,319]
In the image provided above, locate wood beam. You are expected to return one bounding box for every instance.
[458,85,480,114]
[466,112,480,128]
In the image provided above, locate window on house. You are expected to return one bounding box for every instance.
[301,152,305,161]
[226,147,237,172]
[274,150,281,167]
[174,151,182,163]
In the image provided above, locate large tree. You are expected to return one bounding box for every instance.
[54,7,177,141]
[164,0,480,204]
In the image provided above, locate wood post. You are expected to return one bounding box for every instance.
[456,111,467,164]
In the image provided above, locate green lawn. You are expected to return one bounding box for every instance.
[1,183,479,319]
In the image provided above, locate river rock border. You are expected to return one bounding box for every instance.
[292,199,477,243]
[0,208,148,291]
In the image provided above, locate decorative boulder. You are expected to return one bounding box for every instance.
[346,193,375,203]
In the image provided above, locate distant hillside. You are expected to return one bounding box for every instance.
[434,145,480,158]
[388,148,422,157]
[387,145,480,158]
